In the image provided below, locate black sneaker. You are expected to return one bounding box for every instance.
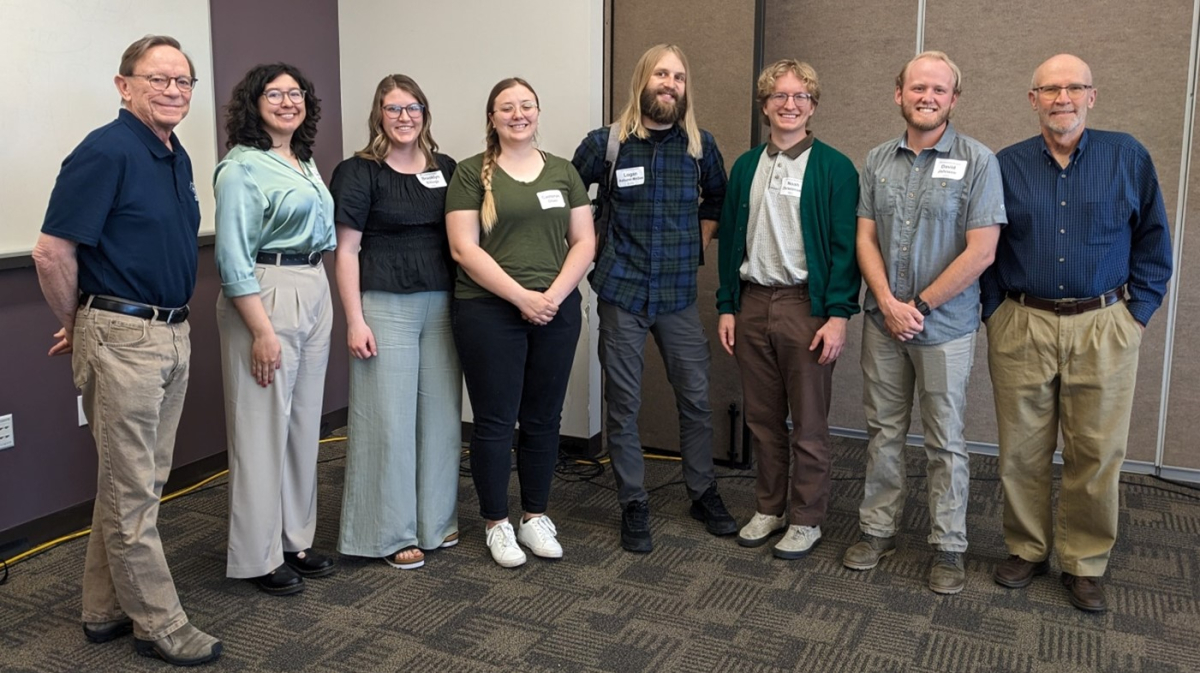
[689,484,738,536]
[621,500,653,553]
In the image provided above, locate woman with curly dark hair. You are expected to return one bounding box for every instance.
[214,63,337,595]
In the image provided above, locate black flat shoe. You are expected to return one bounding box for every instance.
[253,563,304,595]
[283,548,336,578]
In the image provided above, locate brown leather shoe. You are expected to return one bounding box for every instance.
[994,555,1049,588]
[1061,572,1107,612]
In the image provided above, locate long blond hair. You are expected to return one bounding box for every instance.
[480,77,539,233]
[613,44,702,159]
[354,74,438,169]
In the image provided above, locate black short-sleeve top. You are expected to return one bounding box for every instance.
[330,153,457,294]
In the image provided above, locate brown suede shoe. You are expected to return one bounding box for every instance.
[1061,572,1107,612]
[994,555,1049,588]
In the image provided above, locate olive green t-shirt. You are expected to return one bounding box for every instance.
[445,152,590,299]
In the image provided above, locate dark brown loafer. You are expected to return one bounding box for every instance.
[1061,572,1107,612]
[994,555,1049,588]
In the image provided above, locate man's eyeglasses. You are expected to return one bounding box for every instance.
[493,101,539,116]
[1032,84,1093,100]
[768,92,813,105]
[383,103,425,119]
[263,89,306,105]
[131,74,196,92]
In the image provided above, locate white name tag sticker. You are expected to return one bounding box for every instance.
[779,177,803,198]
[537,190,566,209]
[615,167,645,188]
[931,158,967,180]
[416,170,447,188]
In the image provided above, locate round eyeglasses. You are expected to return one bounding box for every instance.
[263,89,306,105]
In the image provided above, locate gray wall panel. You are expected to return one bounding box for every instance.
[611,0,756,460]
[926,0,1192,461]
[761,0,921,436]
[1164,43,1200,471]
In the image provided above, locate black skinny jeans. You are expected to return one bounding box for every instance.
[452,289,581,521]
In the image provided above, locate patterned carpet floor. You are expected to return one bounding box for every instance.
[1,434,1199,672]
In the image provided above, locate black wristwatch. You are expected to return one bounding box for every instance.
[914,295,932,316]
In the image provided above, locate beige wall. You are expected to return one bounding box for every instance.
[338,0,606,439]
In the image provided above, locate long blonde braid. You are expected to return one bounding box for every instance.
[479,77,539,235]
[480,122,501,234]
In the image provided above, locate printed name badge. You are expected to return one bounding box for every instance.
[615,167,645,188]
[537,190,566,209]
[779,177,803,198]
[416,170,447,188]
[931,159,967,180]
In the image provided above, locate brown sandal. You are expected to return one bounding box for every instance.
[440,532,459,549]
[384,547,424,570]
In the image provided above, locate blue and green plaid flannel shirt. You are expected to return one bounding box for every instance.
[573,124,726,316]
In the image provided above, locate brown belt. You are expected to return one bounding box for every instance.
[1005,289,1122,316]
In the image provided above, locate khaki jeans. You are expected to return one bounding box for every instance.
[859,322,975,552]
[73,304,191,640]
[987,298,1140,576]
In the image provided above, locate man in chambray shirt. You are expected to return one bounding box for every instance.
[982,54,1172,613]
[843,51,1005,595]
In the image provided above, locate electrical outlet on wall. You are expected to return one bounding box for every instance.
[78,395,88,426]
[0,414,13,450]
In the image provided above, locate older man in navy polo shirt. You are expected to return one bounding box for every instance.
[982,54,1172,613]
[32,36,221,665]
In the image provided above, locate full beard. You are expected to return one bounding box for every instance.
[640,87,686,126]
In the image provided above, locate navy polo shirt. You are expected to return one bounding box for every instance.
[42,108,201,308]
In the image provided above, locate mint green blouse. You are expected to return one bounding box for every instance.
[213,145,336,297]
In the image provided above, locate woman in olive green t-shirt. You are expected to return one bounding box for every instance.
[445,77,594,569]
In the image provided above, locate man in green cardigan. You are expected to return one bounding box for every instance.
[716,60,861,560]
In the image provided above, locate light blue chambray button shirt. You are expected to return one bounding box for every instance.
[857,123,1007,345]
[213,145,336,297]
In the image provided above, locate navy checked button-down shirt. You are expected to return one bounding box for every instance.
[573,124,726,315]
[982,130,1173,326]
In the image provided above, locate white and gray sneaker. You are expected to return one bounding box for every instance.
[773,525,822,560]
[517,515,563,559]
[737,512,788,548]
[486,521,527,568]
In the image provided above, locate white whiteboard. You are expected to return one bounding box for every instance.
[0,0,218,257]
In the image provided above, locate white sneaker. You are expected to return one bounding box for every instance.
[773,525,822,560]
[517,515,563,559]
[485,521,527,568]
[737,512,787,548]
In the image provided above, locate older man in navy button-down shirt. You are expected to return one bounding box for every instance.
[982,54,1173,613]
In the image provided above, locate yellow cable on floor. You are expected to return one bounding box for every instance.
[1,436,348,568]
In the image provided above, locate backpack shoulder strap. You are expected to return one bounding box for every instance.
[603,122,622,190]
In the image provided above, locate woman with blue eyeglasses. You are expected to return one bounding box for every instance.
[331,75,462,571]
[214,63,336,596]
